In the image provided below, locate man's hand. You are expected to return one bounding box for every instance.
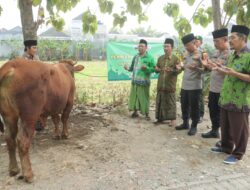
[213,66,235,75]
[164,67,173,72]
[124,65,129,70]
[155,66,161,72]
[141,65,147,70]
[187,63,197,70]
[201,59,209,68]
[176,64,182,71]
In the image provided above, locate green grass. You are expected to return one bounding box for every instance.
[0,60,183,105]
[75,61,183,105]
[75,61,134,105]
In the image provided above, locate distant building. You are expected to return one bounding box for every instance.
[0,26,23,58]
[39,27,71,40]
[0,26,23,40]
[71,13,107,41]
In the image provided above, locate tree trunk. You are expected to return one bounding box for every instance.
[211,0,222,30]
[19,0,37,41]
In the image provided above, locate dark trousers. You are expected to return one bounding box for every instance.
[199,93,205,117]
[199,75,206,118]
[208,91,220,131]
[220,108,249,159]
[181,89,201,126]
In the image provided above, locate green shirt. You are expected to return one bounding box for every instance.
[156,54,181,92]
[129,52,155,85]
[219,46,250,112]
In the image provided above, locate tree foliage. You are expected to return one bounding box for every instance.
[128,26,164,37]
[2,0,250,41]
[42,0,154,33]
[12,0,155,40]
[0,5,2,16]
[109,27,123,34]
[164,0,250,37]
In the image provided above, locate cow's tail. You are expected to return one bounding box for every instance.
[0,115,4,133]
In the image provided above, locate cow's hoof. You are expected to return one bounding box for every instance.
[52,135,61,140]
[9,168,20,176]
[17,175,24,180]
[24,175,33,183]
[61,134,69,139]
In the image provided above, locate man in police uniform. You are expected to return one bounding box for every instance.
[201,28,230,138]
[175,33,203,136]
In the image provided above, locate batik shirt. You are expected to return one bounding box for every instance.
[156,54,181,92]
[219,46,250,112]
[129,52,155,86]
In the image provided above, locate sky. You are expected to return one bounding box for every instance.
[0,0,217,36]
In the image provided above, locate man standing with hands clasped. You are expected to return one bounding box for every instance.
[175,33,204,136]
[154,38,182,127]
[201,28,230,138]
[210,25,250,164]
[124,39,155,120]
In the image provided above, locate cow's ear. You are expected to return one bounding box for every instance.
[74,65,84,72]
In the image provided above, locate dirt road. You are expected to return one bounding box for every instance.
[0,104,250,190]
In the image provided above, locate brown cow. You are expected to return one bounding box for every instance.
[0,58,84,183]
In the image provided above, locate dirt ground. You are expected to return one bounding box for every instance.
[0,103,250,190]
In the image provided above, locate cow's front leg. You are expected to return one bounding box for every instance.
[52,114,60,140]
[17,121,35,183]
[4,116,19,176]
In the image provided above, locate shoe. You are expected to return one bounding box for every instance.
[211,147,224,153]
[175,123,189,130]
[223,155,239,164]
[153,120,163,125]
[198,117,203,123]
[145,115,151,121]
[131,112,139,118]
[201,130,219,138]
[187,127,197,136]
[215,140,221,148]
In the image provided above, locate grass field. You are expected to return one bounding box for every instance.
[0,60,183,105]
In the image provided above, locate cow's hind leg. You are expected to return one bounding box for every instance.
[61,102,73,139]
[4,116,19,176]
[51,114,60,140]
[17,120,35,183]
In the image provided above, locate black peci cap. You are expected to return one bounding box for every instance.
[231,25,249,36]
[181,33,195,45]
[212,28,228,39]
[24,40,37,47]
[164,38,174,47]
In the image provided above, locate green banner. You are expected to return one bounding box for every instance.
[107,41,164,81]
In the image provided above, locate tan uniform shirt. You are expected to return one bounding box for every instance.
[22,52,39,60]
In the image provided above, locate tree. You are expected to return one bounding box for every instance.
[1,0,250,41]
[18,0,78,41]
[211,0,221,29]
[164,0,250,37]
[0,0,154,41]
[109,27,123,34]
[128,26,164,37]
[0,4,2,15]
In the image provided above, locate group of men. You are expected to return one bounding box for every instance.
[126,25,250,165]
